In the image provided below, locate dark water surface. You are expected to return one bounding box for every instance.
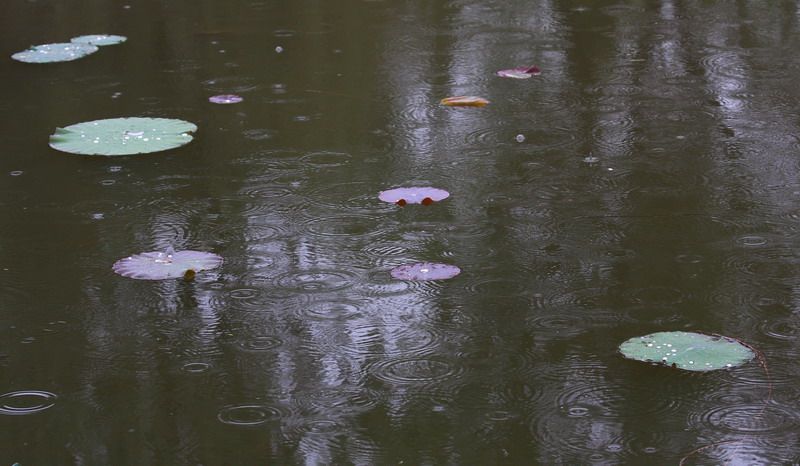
[2,0,800,464]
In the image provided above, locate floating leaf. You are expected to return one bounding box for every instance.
[112,247,223,280]
[618,331,755,372]
[496,65,541,79]
[390,262,461,280]
[379,186,450,205]
[209,94,243,104]
[12,43,99,63]
[440,96,489,107]
[49,117,197,156]
[71,34,127,46]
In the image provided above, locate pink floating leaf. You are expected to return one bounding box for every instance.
[440,96,489,107]
[112,246,223,280]
[379,186,450,205]
[209,94,243,104]
[496,65,541,79]
[390,262,461,281]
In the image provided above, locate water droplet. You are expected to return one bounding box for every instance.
[515,134,525,142]
[10,171,23,176]
[583,156,599,163]
[275,46,283,53]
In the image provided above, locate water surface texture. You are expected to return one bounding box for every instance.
[2,0,800,464]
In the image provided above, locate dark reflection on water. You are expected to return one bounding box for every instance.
[3,0,800,463]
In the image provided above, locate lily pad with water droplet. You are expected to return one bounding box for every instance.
[49,117,197,156]
[496,65,541,79]
[71,34,127,46]
[440,96,489,107]
[390,262,461,280]
[209,94,243,104]
[618,331,755,372]
[12,43,99,63]
[112,247,223,280]
[379,186,450,206]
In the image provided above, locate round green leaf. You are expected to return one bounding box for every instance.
[71,34,127,46]
[619,331,755,372]
[12,43,99,63]
[113,247,223,280]
[49,117,197,156]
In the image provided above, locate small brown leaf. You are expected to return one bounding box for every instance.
[421,197,434,206]
[184,269,196,279]
[395,199,407,206]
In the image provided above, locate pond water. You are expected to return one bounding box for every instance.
[2,0,800,464]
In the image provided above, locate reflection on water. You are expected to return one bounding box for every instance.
[2,0,800,464]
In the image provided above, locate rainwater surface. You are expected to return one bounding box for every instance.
[2,0,800,464]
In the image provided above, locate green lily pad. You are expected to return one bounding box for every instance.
[113,246,223,280]
[12,43,99,63]
[71,34,127,46]
[49,117,197,156]
[619,331,755,372]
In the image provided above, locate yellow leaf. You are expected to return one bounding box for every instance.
[440,96,489,107]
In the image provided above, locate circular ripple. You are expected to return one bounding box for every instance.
[463,276,530,299]
[688,403,800,435]
[489,378,546,411]
[723,248,797,278]
[272,269,358,293]
[301,213,391,238]
[293,298,371,320]
[454,341,537,378]
[736,234,771,247]
[217,404,287,426]
[236,335,283,351]
[181,362,213,373]
[700,48,750,80]
[292,386,386,413]
[0,390,58,415]
[527,314,590,339]
[367,356,466,386]
[303,181,394,211]
[621,286,686,306]
[202,76,260,93]
[314,324,441,358]
[757,319,799,340]
[284,417,350,456]
[356,268,419,298]
[300,151,352,168]
[465,124,579,152]
[206,218,293,243]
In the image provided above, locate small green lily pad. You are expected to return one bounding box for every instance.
[71,34,127,46]
[12,43,99,63]
[619,331,755,372]
[49,117,197,156]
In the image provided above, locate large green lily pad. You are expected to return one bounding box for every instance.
[49,117,197,156]
[71,34,127,46]
[619,331,755,372]
[12,43,99,63]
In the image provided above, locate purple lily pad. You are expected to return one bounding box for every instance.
[379,186,450,206]
[390,262,461,281]
[496,65,541,79]
[209,94,243,104]
[112,246,223,280]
